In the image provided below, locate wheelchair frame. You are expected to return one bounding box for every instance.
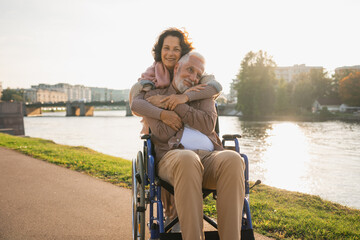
[132,112,255,240]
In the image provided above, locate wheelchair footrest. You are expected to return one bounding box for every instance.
[160,231,219,240]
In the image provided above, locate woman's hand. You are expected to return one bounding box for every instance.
[146,95,167,109]
[160,94,189,111]
[160,110,182,131]
[184,83,207,93]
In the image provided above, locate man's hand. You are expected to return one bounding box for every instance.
[160,110,182,131]
[146,95,167,109]
[160,94,189,111]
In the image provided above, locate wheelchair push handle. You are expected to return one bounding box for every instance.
[222,134,242,140]
[141,134,151,140]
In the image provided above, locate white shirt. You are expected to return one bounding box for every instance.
[180,126,214,151]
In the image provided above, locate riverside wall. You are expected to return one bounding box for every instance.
[0,102,25,135]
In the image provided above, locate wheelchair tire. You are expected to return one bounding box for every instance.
[132,151,146,240]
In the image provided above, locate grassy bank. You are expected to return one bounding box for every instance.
[205,187,360,239]
[1,133,359,239]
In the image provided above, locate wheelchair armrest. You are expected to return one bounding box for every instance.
[141,134,151,140]
[222,134,242,140]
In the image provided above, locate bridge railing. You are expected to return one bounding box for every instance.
[23,101,129,116]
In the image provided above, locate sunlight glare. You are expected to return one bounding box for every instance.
[261,122,311,192]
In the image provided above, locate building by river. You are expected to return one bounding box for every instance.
[274,64,323,83]
[335,65,360,74]
[30,83,91,102]
[24,83,129,103]
[24,88,68,103]
[90,87,129,102]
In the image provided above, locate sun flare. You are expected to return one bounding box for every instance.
[261,123,311,192]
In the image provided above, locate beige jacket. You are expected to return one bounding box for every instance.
[131,84,223,163]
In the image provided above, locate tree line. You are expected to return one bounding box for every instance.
[1,89,25,102]
[232,50,360,118]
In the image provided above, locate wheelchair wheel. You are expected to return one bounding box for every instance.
[132,151,146,240]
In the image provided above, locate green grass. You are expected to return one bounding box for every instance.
[1,133,360,239]
[253,186,360,239]
[204,185,360,239]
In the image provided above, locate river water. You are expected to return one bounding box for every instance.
[23,111,360,209]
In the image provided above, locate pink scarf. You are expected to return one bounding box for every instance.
[139,62,171,88]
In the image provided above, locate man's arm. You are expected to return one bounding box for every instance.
[173,98,217,135]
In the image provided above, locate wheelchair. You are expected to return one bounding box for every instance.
[132,117,256,240]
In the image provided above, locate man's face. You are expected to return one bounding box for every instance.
[173,55,205,93]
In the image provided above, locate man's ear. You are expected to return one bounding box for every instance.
[174,63,180,75]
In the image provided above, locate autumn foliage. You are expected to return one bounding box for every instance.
[339,72,360,106]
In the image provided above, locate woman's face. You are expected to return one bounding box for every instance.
[161,36,182,71]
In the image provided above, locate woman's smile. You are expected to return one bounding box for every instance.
[161,36,181,71]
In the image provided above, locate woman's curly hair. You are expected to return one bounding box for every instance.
[152,28,194,62]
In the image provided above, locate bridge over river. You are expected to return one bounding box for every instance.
[24,101,130,116]
[24,101,239,117]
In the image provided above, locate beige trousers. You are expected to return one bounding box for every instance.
[158,149,245,240]
[161,187,177,220]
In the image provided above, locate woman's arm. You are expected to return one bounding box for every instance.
[131,91,182,131]
[151,74,222,111]
[185,74,222,101]
[131,91,163,120]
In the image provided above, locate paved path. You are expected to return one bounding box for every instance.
[0,147,132,240]
[0,147,272,240]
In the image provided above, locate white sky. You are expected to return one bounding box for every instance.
[1,0,359,94]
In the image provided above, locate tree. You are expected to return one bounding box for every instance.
[291,75,314,112]
[290,69,332,112]
[331,69,359,98]
[308,69,332,98]
[1,88,24,102]
[275,79,291,114]
[233,50,277,118]
[339,72,360,106]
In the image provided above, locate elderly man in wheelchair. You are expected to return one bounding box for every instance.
[131,52,254,240]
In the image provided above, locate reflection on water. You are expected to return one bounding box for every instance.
[24,112,360,209]
[219,117,360,209]
[261,123,311,193]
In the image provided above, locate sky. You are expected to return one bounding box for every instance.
[1,0,359,94]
